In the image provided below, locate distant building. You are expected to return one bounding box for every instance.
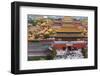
[36,16,44,20]
[52,18,63,29]
[63,16,73,23]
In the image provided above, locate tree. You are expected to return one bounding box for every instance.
[81,48,88,58]
[29,18,56,40]
[48,48,57,59]
[32,20,38,26]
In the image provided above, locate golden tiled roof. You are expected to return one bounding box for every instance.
[50,33,87,38]
[56,25,82,32]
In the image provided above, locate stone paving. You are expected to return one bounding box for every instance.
[54,49,84,60]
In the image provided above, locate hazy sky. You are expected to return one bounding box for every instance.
[28,14,87,20]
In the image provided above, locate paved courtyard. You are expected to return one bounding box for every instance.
[54,49,84,60]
